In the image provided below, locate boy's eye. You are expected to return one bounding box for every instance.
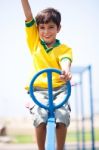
[49,26,54,28]
[39,26,45,29]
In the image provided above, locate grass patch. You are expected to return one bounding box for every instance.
[14,135,34,143]
[13,128,99,143]
[67,128,99,142]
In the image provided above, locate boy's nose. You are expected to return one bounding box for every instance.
[44,29,49,34]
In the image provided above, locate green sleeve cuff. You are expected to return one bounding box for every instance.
[60,57,72,62]
[25,19,35,27]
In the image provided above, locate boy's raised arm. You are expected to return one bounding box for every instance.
[21,0,33,21]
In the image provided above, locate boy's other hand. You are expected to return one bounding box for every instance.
[60,70,72,82]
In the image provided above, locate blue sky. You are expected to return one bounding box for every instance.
[0,0,99,117]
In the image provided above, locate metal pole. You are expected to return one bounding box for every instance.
[80,74,86,150]
[88,65,95,150]
[74,84,80,150]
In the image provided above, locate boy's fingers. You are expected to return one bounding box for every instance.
[60,74,65,79]
[60,72,72,81]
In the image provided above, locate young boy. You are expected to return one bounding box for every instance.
[21,0,73,150]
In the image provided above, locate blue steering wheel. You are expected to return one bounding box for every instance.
[29,68,71,117]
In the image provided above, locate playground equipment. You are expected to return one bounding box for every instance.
[71,65,95,150]
[29,68,71,150]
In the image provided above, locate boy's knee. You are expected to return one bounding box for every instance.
[56,122,66,128]
[37,122,46,128]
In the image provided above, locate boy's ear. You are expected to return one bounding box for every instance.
[57,25,61,33]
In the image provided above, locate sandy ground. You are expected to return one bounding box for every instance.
[0,114,98,136]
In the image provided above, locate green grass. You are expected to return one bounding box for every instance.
[67,128,99,142]
[14,135,34,143]
[13,128,99,144]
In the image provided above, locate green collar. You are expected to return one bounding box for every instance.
[40,39,60,53]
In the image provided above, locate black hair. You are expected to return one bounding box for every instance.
[35,8,61,28]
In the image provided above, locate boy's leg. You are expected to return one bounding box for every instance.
[56,123,67,150]
[35,123,46,150]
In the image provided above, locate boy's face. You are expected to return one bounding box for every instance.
[38,21,61,46]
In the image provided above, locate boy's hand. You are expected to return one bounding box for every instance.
[60,70,72,82]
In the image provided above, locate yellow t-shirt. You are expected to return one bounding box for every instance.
[25,19,73,90]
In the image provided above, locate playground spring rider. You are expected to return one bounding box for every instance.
[29,68,71,150]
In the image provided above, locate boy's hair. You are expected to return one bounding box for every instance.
[35,8,61,28]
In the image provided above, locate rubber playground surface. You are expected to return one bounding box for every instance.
[0,143,99,150]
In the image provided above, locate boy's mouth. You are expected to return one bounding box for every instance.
[44,36,51,39]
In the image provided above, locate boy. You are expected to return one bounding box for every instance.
[21,0,73,150]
